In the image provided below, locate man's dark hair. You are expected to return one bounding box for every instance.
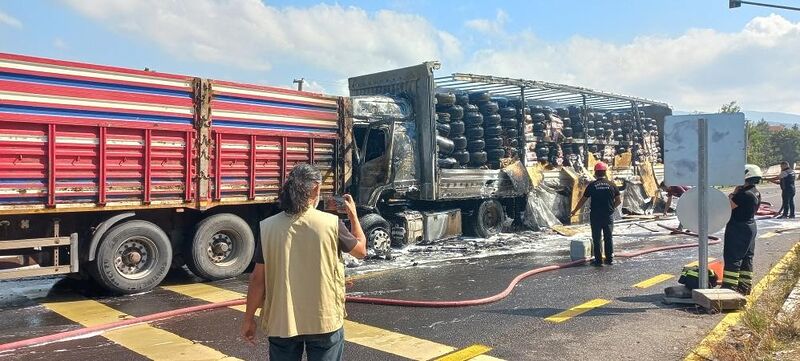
[595,170,607,179]
[278,163,322,214]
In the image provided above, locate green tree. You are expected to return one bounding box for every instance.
[720,101,741,113]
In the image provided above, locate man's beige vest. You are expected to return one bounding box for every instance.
[259,208,345,338]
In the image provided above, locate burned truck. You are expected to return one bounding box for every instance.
[346,62,670,257]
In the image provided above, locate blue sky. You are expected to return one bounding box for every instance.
[1,1,799,115]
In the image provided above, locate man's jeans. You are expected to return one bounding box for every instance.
[268,327,344,361]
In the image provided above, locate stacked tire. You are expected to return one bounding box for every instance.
[465,92,490,167]
[435,92,458,169]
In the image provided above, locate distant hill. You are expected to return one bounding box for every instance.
[673,110,800,125]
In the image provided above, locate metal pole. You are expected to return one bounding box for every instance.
[293,78,305,91]
[698,118,709,289]
[738,1,800,11]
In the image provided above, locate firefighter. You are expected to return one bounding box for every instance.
[571,162,621,266]
[722,164,762,295]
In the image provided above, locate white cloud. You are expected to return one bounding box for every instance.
[53,38,68,49]
[461,14,800,114]
[464,9,508,35]
[62,0,461,76]
[0,9,22,28]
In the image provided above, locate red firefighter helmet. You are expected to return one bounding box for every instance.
[594,162,608,171]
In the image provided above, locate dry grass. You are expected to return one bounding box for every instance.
[711,246,800,361]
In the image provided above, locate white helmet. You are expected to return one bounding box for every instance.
[744,164,763,180]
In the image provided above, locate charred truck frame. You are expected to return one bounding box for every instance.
[0,54,670,293]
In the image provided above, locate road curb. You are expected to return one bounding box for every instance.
[684,241,800,361]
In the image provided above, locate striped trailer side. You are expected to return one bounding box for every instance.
[208,80,341,204]
[0,53,196,214]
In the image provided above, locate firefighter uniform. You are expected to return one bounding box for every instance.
[722,166,761,295]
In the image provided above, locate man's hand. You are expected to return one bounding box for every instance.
[343,194,357,216]
[241,316,257,345]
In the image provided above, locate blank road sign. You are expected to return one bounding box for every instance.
[663,113,746,187]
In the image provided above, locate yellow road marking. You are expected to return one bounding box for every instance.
[545,298,611,323]
[42,298,240,361]
[684,258,716,268]
[633,274,675,289]
[433,344,493,361]
[760,231,778,239]
[161,283,503,361]
[685,242,800,361]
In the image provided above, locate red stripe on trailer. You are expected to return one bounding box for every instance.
[210,125,338,139]
[0,52,190,81]
[212,79,337,100]
[0,80,192,107]
[0,67,190,93]
[214,132,222,201]
[212,90,337,109]
[0,113,192,131]
[248,135,256,200]
[0,99,192,120]
[212,101,338,121]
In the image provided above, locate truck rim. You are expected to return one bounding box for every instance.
[114,236,158,280]
[369,228,391,251]
[206,232,236,266]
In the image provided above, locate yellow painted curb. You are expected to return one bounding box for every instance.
[684,242,800,361]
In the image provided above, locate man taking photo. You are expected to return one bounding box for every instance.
[241,164,367,361]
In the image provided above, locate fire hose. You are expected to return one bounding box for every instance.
[0,237,724,352]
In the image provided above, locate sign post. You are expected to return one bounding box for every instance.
[697,118,709,289]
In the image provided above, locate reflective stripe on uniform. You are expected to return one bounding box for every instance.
[724,270,740,277]
[739,270,753,278]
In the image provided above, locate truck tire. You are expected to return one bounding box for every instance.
[469,92,491,103]
[483,114,501,126]
[485,136,503,148]
[464,104,479,113]
[487,148,505,160]
[438,157,458,169]
[445,105,464,120]
[436,122,450,137]
[469,151,488,164]
[501,118,518,128]
[436,135,455,155]
[89,220,172,294]
[456,93,470,106]
[533,113,546,122]
[360,213,392,258]
[436,112,451,124]
[504,128,518,138]
[452,150,470,164]
[449,121,465,136]
[464,199,505,238]
[451,136,467,150]
[185,213,255,281]
[467,139,486,152]
[465,126,484,139]
[464,112,483,126]
[479,102,499,115]
[436,92,456,106]
[484,125,503,137]
[499,107,517,118]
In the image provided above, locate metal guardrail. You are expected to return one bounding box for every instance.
[435,73,670,111]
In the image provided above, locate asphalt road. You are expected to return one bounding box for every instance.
[1,185,799,361]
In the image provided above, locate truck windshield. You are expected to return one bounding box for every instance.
[354,127,387,163]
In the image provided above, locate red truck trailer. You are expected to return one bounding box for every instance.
[0,53,348,293]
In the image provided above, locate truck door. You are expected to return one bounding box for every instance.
[353,125,390,205]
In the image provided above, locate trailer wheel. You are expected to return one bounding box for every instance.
[89,220,172,294]
[360,213,392,259]
[185,213,255,280]
[465,199,505,238]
